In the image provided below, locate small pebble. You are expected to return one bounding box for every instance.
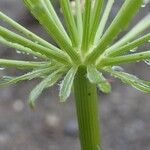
[0,133,10,145]
[12,100,24,112]
[64,119,78,137]
[45,114,60,129]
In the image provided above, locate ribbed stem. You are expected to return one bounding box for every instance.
[74,66,101,150]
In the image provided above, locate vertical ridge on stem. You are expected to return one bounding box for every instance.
[74,66,101,150]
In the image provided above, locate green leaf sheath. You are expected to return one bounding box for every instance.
[75,0,83,44]
[60,0,78,47]
[98,51,150,67]
[0,37,47,59]
[81,0,91,54]
[104,67,150,93]
[29,69,63,109]
[94,0,114,45]
[0,67,54,86]
[97,78,111,94]
[44,0,71,44]
[24,0,81,64]
[107,33,150,56]
[74,66,101,150]
[0,11,56,49]
[87,65,111,93]
[59,66,78,102]
[85,0,143,64]
[87,65,104,84]
[104,14,150,55]
[0,59,45,69]
[89,0,103,45]
[24,0,71,45]
[0,27,70,64]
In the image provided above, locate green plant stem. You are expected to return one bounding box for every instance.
[74,66,101,150]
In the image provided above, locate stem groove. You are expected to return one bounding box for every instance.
[74,66,101,150]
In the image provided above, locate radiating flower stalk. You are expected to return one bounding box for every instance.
[0,0,150,149]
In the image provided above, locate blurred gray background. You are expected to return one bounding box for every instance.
[0,0,150,150]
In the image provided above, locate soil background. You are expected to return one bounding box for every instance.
[0,0,150,150]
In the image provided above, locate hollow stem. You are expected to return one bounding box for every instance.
[74,66,101,150]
